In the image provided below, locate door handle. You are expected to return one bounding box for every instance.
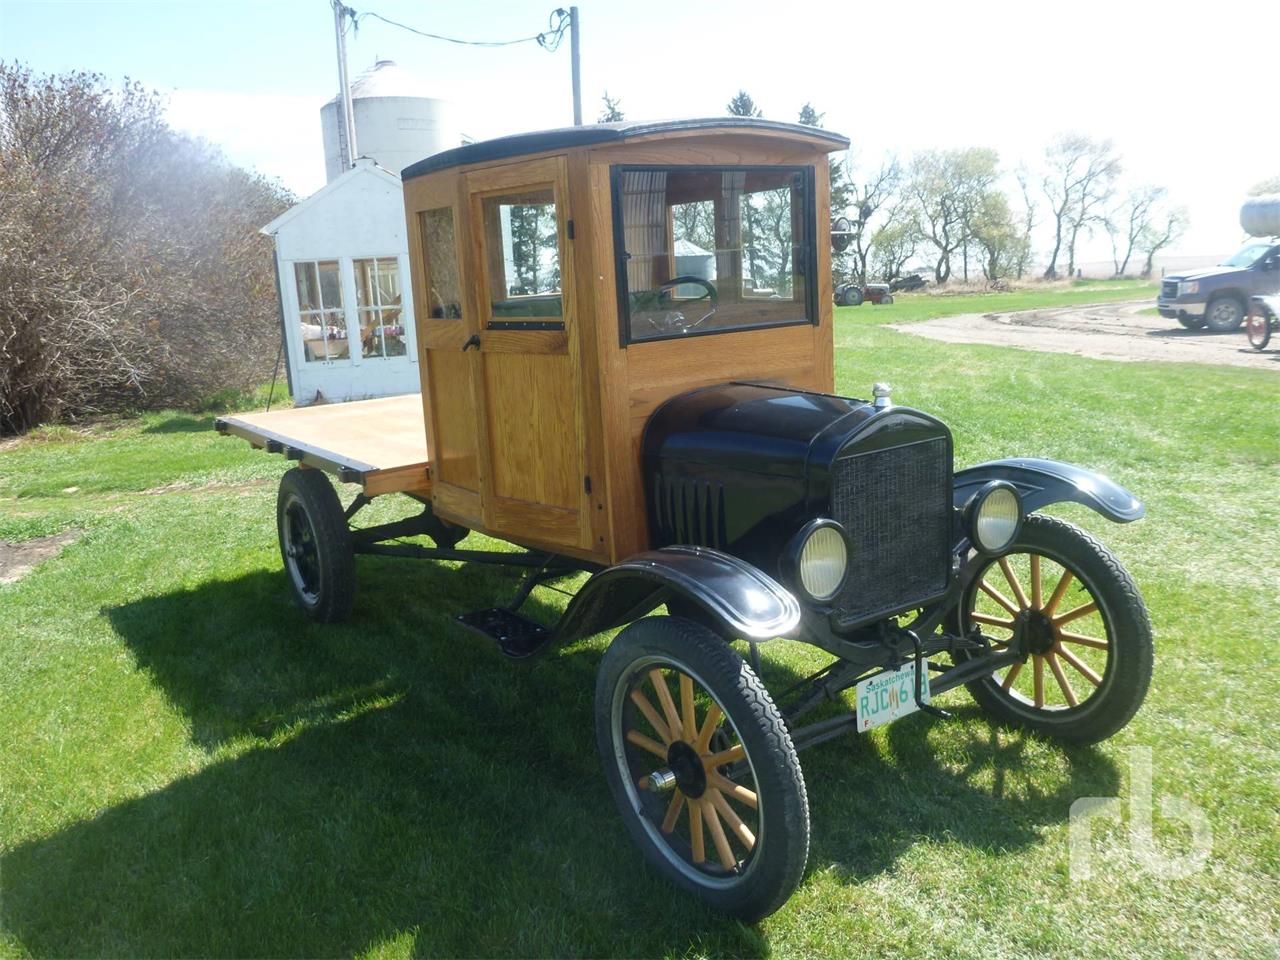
[461,334,481,352]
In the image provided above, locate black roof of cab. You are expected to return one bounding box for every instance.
[400,118,850,180]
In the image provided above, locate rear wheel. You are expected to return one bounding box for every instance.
[595,617,809,921]
[276,467,355,622]
[1205,295,1244,332]
[1246,303,1272,350]
[955,515,1152,744]
[881,293,894,305]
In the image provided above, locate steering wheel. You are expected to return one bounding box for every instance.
[642,276,718,334]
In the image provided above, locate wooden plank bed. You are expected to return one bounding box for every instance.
[215,394,432,498]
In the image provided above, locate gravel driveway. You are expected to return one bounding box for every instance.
[893,300,1278,369]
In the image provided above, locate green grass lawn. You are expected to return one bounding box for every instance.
[848,278,1158,325]
[2,288,1276,958]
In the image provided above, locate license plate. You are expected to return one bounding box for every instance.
[856,661,930,732]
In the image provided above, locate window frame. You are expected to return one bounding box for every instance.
[353,255,406,359]
[610,163,818,348]
[479,186,567,332]
[293,259,348,363]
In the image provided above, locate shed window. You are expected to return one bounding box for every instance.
[613,166,814,344]
[481,188,563,327]
[294,260,348,362]
[355,257,406,357]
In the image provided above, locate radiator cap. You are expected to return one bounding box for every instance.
[872,382,893,409]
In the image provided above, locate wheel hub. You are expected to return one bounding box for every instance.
[1017,608,1057,655]
[666,740,707,799]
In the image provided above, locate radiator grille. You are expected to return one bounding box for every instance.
[830,438,951,625]
[1161,280,1178,300]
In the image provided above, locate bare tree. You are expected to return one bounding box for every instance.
[1105,185,1166,277]
[0,63,290,433]
[598,91,624,122]
[1041,134,1121,279]
[1014,167,1037,279]
[1137,206,1189,278]
[838,153,902,283]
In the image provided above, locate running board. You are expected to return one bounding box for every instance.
[456,608,553,660]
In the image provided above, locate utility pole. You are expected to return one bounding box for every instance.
[569,6,581,125]
[333,0,358,166]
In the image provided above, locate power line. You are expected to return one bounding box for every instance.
[345,6,571,52]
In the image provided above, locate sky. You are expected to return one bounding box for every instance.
[2,0,1276,266]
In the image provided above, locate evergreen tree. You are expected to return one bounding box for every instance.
[726,90,763,117]
[797,102,823,126]
[599,91,624,122]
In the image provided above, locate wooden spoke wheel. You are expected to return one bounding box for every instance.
[955,515,1153,744]
[595,617,808,922]
[275,467,355,623]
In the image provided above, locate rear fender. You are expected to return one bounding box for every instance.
[954,458,1144,523]
[552,546,800,647]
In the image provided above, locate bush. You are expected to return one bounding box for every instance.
[0,63,292,434]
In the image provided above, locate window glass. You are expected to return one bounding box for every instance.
[615,167,812,343]
[355,257,406,358]
[481,188,563,325]
[420,208,463,319]
[294,260,348,362]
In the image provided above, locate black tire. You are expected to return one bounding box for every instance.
[1177,315,1207,330]
[1205,295,1244,332]
[595,617,809,922]
[881,294,894,305]
[276,467,356,622]
[846,286,864,307]
[954,515,1153,745]
[1246,304,1272,350]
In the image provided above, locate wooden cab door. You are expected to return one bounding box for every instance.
[465,156,593,554]
[410,184,484,526]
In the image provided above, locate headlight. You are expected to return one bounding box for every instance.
[966,481,1023,554]
[1178,280,1199,297]
[789,519,849,602]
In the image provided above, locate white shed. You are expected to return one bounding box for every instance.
[261,159,419,405]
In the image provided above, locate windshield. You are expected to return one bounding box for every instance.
[1220,243,1271,268]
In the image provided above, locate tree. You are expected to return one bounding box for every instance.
[1104,185,1166,277]
[599,91,624,122]
[726,90,763,117]
[797,102,823,126]
[1041,134,1121,279]
[1013,167,1038,279]
[1137,206,1189,278]
[969,191,1025,281]
[0,63,290,432]
[838,153,901,283]
[868,218,918,282]
[907,148,1000,284]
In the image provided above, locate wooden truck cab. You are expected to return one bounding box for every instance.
[402,119,845,564]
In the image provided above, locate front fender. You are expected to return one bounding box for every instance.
[953,457,1144,523]
[552,546,800,647]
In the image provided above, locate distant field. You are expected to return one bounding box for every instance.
[845,279,1159,325]
[1,282,1275,959]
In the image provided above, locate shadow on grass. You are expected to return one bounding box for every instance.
[2,558,1119,957]
[141,414,217,434]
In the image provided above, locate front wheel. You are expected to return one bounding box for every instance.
[595,617,809,922]
[954,515,1153,744]
[1177,314,1207,330]
[1205,295,1244,332]
[1246,304,1272,350]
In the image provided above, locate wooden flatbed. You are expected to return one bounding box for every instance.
[215,394,432,498]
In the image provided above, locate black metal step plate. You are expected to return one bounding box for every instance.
[456,608,553,660]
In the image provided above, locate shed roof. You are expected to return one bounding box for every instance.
[259,158,400,236]
[401,118,849,180]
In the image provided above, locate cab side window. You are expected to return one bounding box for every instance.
[480,188,564,327]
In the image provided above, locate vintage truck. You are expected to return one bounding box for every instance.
[216,119,1153,921]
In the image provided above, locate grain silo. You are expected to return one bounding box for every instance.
[320,59,461,183]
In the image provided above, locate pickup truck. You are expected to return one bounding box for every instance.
[1157,240,1280,331]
